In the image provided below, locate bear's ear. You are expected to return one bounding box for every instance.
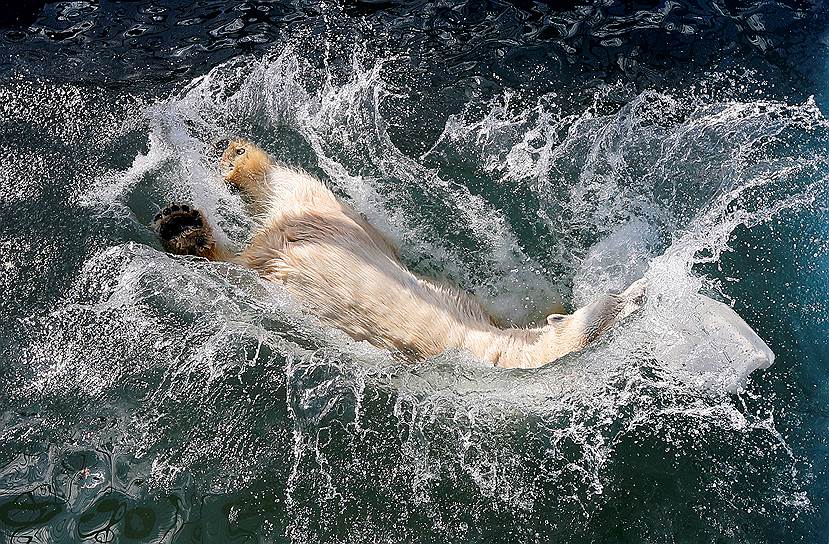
[547,313,567,325]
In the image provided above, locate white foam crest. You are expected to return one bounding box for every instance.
[79,133,172,208]
[308,57,553,296]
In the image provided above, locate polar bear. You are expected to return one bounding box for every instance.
[152,139,646,368]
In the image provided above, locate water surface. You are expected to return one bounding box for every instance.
[1,1,828,543]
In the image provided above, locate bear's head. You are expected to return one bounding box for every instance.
[219,138,271,187]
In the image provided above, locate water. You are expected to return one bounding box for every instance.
[1,1,828,542]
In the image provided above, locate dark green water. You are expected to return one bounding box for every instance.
[1,1,828,543]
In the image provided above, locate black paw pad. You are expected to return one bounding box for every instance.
[152,203,204,242]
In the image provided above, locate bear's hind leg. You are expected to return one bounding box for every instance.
[152,203,232,261]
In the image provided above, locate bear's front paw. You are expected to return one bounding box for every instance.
[152,203,215,257]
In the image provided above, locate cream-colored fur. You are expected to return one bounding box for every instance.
[162,140,646,368]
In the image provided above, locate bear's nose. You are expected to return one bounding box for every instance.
[213,138,230,154]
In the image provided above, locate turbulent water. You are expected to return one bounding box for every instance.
[1,1,828,543]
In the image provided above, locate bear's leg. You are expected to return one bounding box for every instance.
[566,278,648,340]
[543,278,648,360]
[152,203,233,261]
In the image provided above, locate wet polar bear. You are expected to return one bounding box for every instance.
[152,140,646,368]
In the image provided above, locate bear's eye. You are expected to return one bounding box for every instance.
[236,147,246,156]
